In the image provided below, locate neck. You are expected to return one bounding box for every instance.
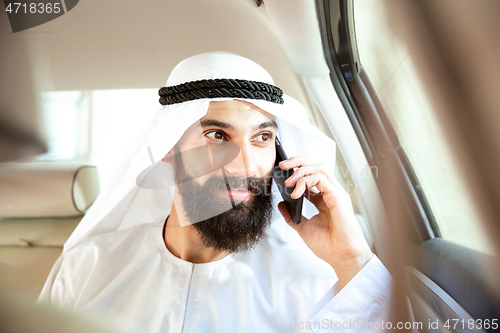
[163,205,231,263]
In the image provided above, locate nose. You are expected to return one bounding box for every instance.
[223,142,259,178]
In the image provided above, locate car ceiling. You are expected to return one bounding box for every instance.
[0,0,330,110]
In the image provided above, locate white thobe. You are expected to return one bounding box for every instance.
[39,221,393,333]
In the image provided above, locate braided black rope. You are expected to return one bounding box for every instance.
[158,79,284,105]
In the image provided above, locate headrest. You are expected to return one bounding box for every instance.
[0,216,82,247]
[0,162,100,218]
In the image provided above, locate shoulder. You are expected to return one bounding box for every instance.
[60,222,163,286]
[64,222,162,259]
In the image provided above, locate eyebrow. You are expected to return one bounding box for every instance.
[258,120,278,130]
[200,119,278,131]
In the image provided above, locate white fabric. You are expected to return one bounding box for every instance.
[39,52,394,332]
[39,221,392,333]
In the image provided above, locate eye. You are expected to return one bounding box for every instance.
[254,132,273,142]
[205,130,227,141]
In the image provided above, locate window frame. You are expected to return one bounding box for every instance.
[314,0,441,241]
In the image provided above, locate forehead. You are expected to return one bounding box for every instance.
[203,100,276,125]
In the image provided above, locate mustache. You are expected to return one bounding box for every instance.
[201,175,272,196]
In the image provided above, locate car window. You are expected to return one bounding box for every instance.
[353,0,494,254]
[39,89,158,188]
[40,91,88,161]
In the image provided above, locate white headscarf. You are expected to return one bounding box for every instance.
[63,52,336,251]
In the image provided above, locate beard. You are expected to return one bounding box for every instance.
[173,153,274,254]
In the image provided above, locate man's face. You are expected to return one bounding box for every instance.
[172,100,278,253]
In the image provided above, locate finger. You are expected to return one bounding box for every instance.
[303,188,327,210]
[279,157,347,193]
[291,173,336,199]
[278,156,316,170]
[309,186,320,194]
[329,172,347,192]
[284,164,334,187]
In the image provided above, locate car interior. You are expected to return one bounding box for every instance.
[1,0,499,332]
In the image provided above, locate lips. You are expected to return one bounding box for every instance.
[221,189,251,201]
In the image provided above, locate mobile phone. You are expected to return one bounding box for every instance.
[272,137,303,223]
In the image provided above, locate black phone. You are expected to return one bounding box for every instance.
[272,137,304,223]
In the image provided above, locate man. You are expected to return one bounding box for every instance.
[40,53,393,332]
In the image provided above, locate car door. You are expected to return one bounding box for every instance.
[314,0,500,331]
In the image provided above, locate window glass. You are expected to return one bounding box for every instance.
[353,0,494,254]
[40,91,88,160]
[39,89,158,189]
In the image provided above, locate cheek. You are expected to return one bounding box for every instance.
[258,147,276,177]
